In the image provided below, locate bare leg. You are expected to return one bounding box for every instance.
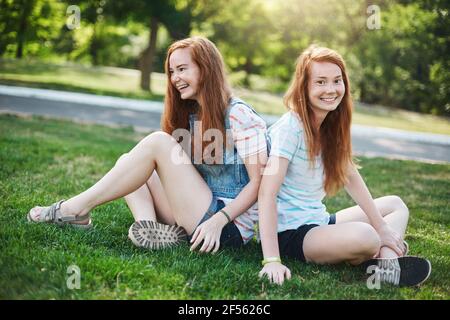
[303,222,380,265]
[303,220,432,287]
[124,171,175,225]
[303,222,381,265]
[33,131,212,235]
[146,171,175,225]
[335,195,409,258]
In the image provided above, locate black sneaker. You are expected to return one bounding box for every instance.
[362,256,431,287]
[128,220,187,250]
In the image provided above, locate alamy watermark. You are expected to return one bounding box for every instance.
[366,265,381,289]
[67,264,81,289]
[166,120,282,175]
[367,5,381,30]
[66,5,81,30]
[366,259,401,289]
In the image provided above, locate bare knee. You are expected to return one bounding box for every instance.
[392,195,408,213]
[115,132,172,168]
[387,195,409,221]
[115,153,129,166]
[141,131,174,150]
[348,223,381,264]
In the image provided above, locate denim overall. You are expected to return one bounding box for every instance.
[187,97,266,247]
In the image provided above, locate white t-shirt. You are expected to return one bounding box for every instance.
[268,111,330,233]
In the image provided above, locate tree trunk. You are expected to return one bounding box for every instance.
[16,0,34,58]
[0,0,11,55]
[139,17,159,92]
[359,80,366,102]
[89,23,99,65]
[243,56,253,88]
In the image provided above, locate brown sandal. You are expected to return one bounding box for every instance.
[27,200,92,229]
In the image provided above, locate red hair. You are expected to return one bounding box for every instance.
[284,45,354,195]
[161,37,232,145]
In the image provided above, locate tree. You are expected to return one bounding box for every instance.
[355,1,449,114]
[261,0,368,83]
[107,0,222,92]
[0,0,64,58]
[208,0,273,87]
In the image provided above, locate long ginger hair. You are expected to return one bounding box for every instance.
[284,45,354,195]
[161,37,232,147]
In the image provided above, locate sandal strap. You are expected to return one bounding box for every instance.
[41,200,90,225]
[40,200,65,222]
[56,212,90,223]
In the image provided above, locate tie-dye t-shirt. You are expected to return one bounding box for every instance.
[219,101,267,243]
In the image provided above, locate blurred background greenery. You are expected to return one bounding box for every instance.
[1,0,449,116]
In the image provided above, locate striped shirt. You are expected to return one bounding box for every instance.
[219,101,267,243]
[268,111,330,233]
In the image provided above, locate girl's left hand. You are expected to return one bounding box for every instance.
[376,223,405,256]
[190,213,228,253]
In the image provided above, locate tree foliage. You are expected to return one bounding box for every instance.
[0,0,448,114]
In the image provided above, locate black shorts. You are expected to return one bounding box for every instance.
[187,197,244,249]
[278,214,336,262]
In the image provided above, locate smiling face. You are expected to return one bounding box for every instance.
[168,47,201,101]
[308,61,345,119]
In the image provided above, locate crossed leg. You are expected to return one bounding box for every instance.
[303,222,381,265]
[335,195,409,258]
[303,196,409,265]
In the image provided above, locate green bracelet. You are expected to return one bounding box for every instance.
[219,209,231,223]
[262,257,281,266]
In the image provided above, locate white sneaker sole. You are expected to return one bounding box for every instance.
[128,220,187,250]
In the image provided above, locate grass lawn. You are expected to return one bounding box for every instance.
[0,114,449,300]
[1,58,450,135]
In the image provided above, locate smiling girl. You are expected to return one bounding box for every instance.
[28,37,268,253]
[257,45,431,287]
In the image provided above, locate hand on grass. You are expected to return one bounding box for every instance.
[259,262,291,285]
[190,213,228,254]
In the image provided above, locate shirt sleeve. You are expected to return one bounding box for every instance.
[268,113,301,162]
[228,103,267,159]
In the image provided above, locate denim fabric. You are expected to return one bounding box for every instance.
[328,213,336,225]
[188,97,264,199]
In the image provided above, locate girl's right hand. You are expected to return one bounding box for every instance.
[258,262,291,285]
[376,222,405,256]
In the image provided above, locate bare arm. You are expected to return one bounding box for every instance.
[221,151,268,221]
[344,163,404,255]
[258,156,291,285]
[190,151,267,253]
[344,164,385,229]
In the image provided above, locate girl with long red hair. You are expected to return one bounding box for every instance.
[257,45,431,287]
[28,36,268,253]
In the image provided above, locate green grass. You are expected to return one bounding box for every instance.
[1,58,450,135]
[0,59,165,102]
[0,114,449,299]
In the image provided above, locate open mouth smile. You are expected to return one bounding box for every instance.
[177,84,189,91]
[320,97,338,102]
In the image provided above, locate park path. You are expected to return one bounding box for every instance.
[1,84,449,164]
